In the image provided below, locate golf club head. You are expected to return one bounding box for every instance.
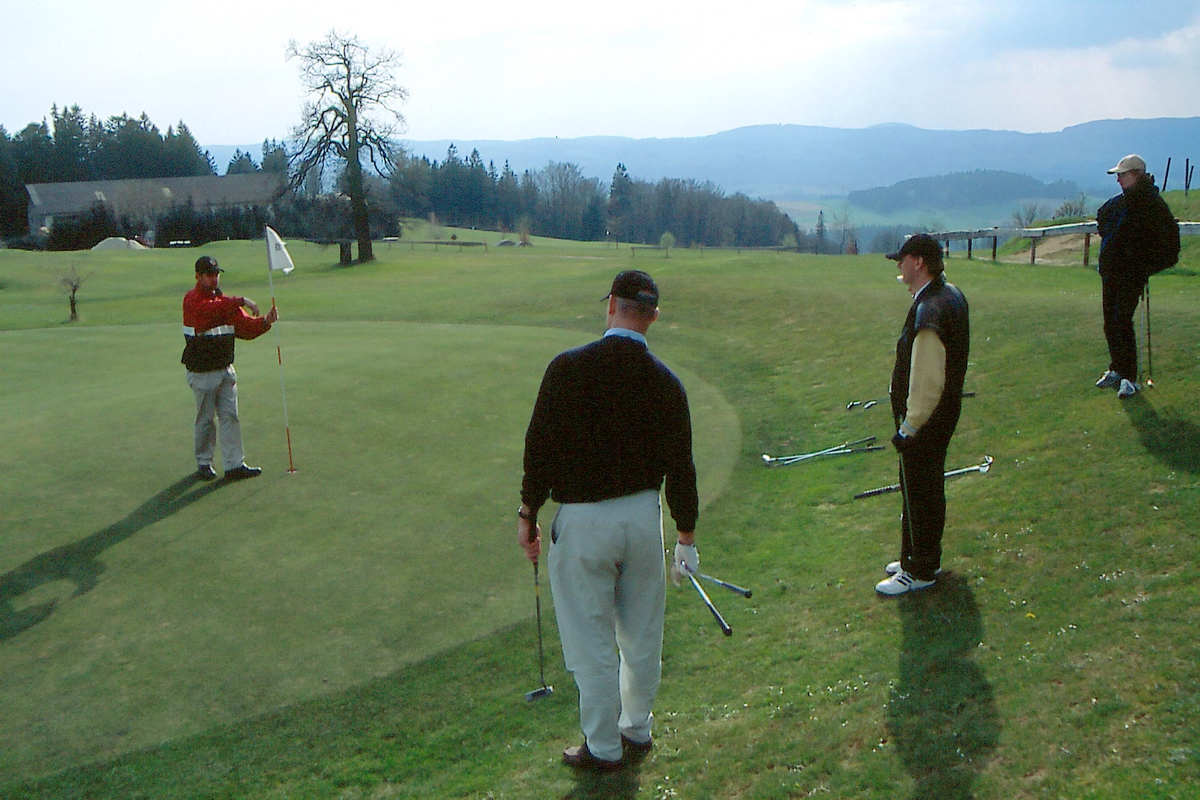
[525,685,554,702]
[979,455,994,473]
[761,453,773,466]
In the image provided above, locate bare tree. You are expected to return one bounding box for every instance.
[659,231,675,257]
[1011,202,1044,229]
[59,264,91,321]
[1053,192,1088,220]
[287,30,408,263]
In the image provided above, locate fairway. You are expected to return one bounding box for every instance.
[1,235,1197,798]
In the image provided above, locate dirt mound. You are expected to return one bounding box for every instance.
[91,236,148,251]
[999,233,1093,266]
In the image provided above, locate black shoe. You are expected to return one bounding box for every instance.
[621,734,653,759]
[562,743,622,771]
[225,464,263,480]
[196,465,218,481]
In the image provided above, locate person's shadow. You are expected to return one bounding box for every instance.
[561,758,642,799]
[1121,395,1200,474]
[886,574,1000,799]
[1,475,224,641]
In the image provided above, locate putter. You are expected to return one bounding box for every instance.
[524,559,554,702]
[847,391,974,410]
[696,571,752,598]
[762,436,878,467]
[1143,281,1154,387]
[687,570,732,636]
[853,455,993,499]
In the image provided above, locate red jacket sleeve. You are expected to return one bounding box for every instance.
[233,306,272,340]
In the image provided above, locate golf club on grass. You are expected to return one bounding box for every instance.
[762,436,880,467]
[853,455,994,499]
[524,559,554,702]
[686,568,732,636]
[695,571,753,598]
[847,391,975,411]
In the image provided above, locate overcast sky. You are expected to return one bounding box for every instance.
[4,0,1198,149]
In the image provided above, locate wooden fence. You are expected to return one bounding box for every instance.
[927,221,1200,266]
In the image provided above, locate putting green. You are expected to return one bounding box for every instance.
[0,320,739,781]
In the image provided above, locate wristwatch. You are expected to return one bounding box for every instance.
[517,506,537,523]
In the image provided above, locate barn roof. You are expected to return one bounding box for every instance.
[25,173,286,218]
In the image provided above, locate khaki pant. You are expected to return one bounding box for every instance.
[549,490,665,761]
[187,366,243,470]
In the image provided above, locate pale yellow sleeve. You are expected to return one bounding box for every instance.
[900,329,945,436]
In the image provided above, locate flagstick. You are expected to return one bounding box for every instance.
[265,232,297,473]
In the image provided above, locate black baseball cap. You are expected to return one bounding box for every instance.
[886,234,943,268]
[195,255,223,274]
[605,270,659,307]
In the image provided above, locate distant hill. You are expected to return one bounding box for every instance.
[213,116,1200,227]
[395,117,1199,201]
[848,170,1082,215]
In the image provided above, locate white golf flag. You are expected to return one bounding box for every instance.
[265,226,295,274]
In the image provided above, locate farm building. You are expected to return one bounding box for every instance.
[25,172,286,242]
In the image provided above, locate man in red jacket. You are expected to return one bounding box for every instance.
[182,255,278,480]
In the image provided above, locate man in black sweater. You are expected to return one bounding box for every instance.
[1095,153,1180,398]
[517,270,699,770]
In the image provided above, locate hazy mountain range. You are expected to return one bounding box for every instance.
[395,117,1198,198]
[211,116,1199,228]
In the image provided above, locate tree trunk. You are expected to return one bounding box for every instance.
[69,290,78,321]
[344,112,374,263]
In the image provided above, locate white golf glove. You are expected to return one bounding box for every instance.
[670,543,699,586]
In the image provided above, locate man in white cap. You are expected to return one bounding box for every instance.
[1094,154,1180,398]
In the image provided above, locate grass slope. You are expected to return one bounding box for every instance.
[1,235,1197,799]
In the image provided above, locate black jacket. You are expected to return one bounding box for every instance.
[890,275,970,448]
[1097,174,1179,282]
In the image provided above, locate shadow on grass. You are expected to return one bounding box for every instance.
[1121,395,1200,474]
[561,760,642,799]
[0,475,224,641]
[886,573,999,800]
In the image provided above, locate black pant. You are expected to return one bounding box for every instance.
[1101,274,1144,381]
[898,440,948,581]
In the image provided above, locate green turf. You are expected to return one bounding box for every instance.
[1,234,1197,798]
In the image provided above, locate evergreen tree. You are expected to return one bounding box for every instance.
[261,139,289,174]
[50,104,91,181]
[226,149,259,174]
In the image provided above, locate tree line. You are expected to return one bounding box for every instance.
[385,148,802,248]
[2,101,803,251]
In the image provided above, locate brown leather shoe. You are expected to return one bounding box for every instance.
[562,743,622,771]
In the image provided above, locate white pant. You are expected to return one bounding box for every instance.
[187,366,244,470]
[549,490,666,761]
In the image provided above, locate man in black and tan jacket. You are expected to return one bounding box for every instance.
[878,234,970,596]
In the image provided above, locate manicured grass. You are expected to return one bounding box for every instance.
[1,235,1197,798]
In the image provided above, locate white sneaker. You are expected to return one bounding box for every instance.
[875,570,935,596]
[1095,370,1121,389]
[885,560,943,577]
[1117,378,1139,399]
